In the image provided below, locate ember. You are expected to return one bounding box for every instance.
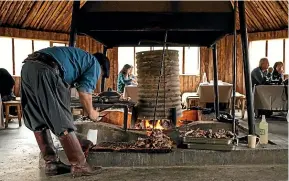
[134,120,171,130]
[181,128,234,139]
[131,130,173,149]
[92,130,173,151]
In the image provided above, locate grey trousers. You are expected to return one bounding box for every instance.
[21,61,76,136]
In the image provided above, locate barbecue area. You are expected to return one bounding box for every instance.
[62,1,287,167]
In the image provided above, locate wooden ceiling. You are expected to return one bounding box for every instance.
[0,1,287,34]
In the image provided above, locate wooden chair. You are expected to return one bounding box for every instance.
[230,92,246,119]
[3,100,22,128]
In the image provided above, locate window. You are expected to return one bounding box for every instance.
[285,39,289,74]
[152,47,163,50]
[249,38,288,74]
[267,39,283,67]
[118,47,134,73]
[52,42,66,47]
[14,39,33,76]
[0,38,67,76]
[184,47,200,75]
[249,40,266,72]
[34,40,50,52]
[135,47,150,53]
[0,37,13,74]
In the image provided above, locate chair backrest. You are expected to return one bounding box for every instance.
[198,84,233,103]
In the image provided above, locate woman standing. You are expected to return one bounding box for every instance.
[117,64,137,93]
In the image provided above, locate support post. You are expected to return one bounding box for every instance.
[171,107,177,127]
[69,1,80,47]
[101,47,108,92]
[131,106,138,128]
[123,106,128,131]
[231,0,237,134]
[238,1,255,135]
[212,44,220,119]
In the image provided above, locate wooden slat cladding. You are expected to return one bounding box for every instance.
[1,28,118,96]
[0,1,87,33]
[0,1,287,34]
[180,30,288,94]
[2,28,288,96]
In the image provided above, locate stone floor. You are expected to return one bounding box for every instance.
[0,113,288,181]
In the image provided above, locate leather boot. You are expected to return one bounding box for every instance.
[78,139,93,158]
[34,129,71,176]
[59,131,100,177]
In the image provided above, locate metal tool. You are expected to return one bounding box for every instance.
[153,30,168,129]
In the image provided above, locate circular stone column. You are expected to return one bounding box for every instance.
[136,50,182,120]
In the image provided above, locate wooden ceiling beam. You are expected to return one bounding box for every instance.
[0,1,13,25]
[37,1,60,30]
[0,1,286,35]
[33,1,53,29]
[6,2,23,25]
[22,2,42,28]
[43,1,67,30]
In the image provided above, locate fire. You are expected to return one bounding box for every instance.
[144,120,164,130]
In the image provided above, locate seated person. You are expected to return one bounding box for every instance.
[251,57,269,87]
[266,67,273,80]
[0,68,16,101]
[271,61,284,84]
[117,64,137,93]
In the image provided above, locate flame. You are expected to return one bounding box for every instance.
[144,120,164,130]
[142,120,165,136]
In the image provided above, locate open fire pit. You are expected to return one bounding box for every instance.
[130,50,182,130]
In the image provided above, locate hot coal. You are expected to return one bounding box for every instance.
[130,130,173,149]
[92,130,173,150]
[181,128,234,139]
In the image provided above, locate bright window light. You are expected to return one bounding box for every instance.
[249,40,266,72]
[0,37,13,74]
[52,42,66,47]
[267,39,284,67]
[118,47,134,73]
[285,39,289,74]
[34,40,50,52]
[184,47,200,75]
[14,39,33,76]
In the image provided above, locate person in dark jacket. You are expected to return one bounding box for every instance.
[21,47,108,177]
[266,67,274,80]
[271,61,284,84]
[251,57,269,87]
[0,68,16,101]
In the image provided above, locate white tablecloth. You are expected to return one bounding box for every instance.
[254,85,288,111]
[123,85,138,102]
[197,84,233,103]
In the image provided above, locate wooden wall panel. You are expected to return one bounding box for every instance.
[1,27,118,96]
[180,29,288,94]
[2,27,288,96]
